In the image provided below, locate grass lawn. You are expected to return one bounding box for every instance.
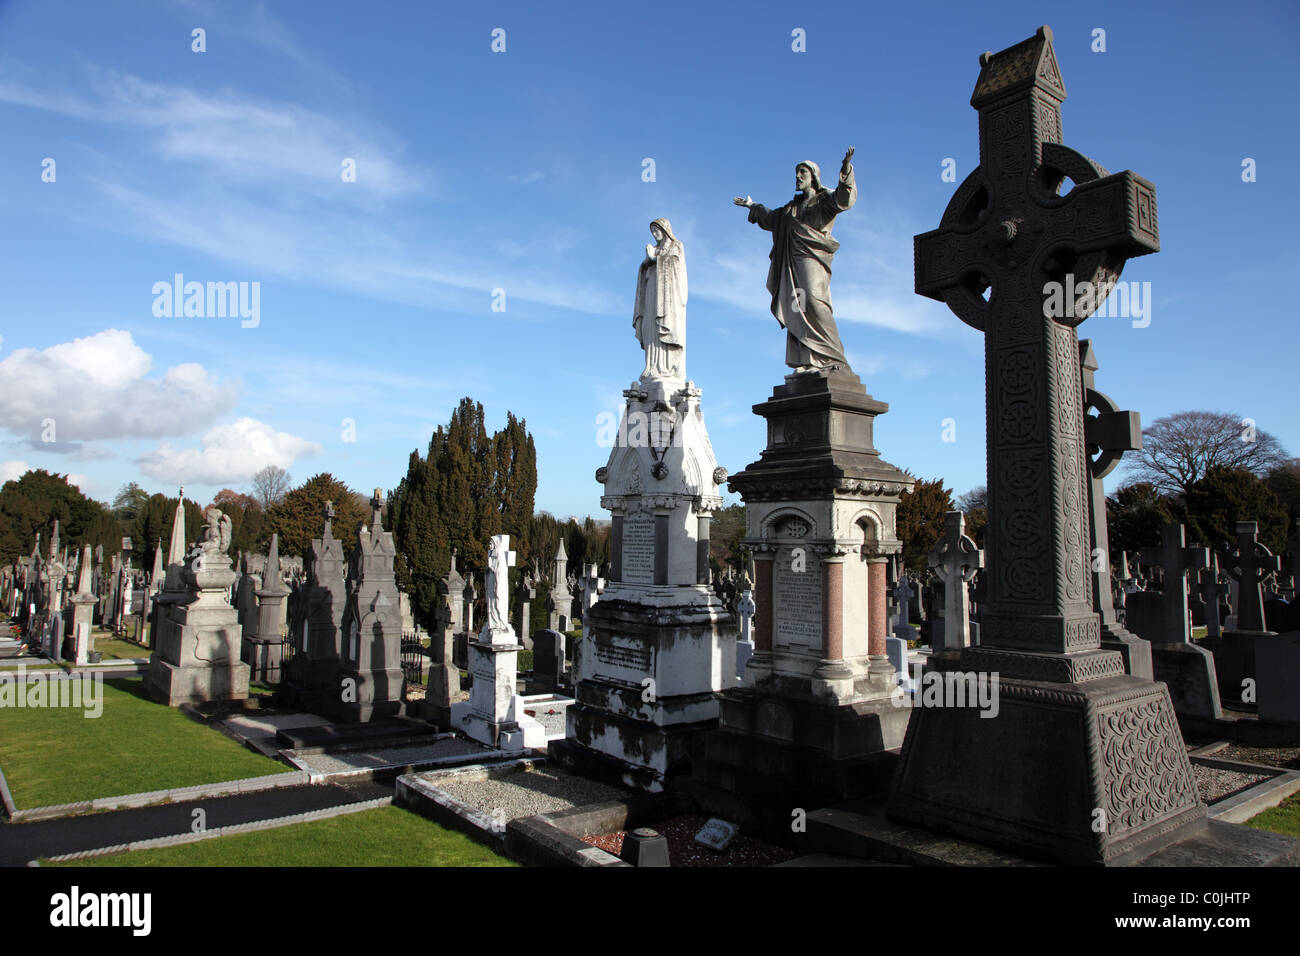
[53,805,515,867]
[91,636,151,661]
[1245,792,1300,839]
[0,677,284,809]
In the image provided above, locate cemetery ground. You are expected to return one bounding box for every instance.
[44,805,512,867]
[0,677,283,809]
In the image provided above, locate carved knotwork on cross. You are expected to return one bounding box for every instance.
[912,25,1158,655]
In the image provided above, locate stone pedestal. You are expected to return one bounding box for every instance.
[147,558,250,707]
[695,369,913,810]
[562,374,736,790]
[458,637,526,751]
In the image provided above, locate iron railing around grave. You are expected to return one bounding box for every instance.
[400,632,423,685]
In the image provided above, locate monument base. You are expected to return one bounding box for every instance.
[1100,623,1153,680]
[552,709,716,793]
[690,688,909,832]
[147,657,250,707]
[326,664,407,723]
[241,636,285,684]
[889,649,1207,866]
[1149,641,1222,720]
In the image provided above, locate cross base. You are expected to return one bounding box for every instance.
[1099,622,1153,680]
[889,656,1206,866]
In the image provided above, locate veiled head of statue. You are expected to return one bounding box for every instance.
[649,218,676,243]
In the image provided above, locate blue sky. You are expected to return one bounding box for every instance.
[1,0,1296,518]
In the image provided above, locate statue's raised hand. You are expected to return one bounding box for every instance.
[733,195,753,208]
[842,147,855,172]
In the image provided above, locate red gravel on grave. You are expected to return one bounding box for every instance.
[581,814,796,867]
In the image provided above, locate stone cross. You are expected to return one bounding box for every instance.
[1079,340,1140,632]
[893,575,918,642]
[927,512,984,650]
[1138,523,1208,644]
[1222,521,1282,633]
[582,563,605,614]
[1284,518,1300,600]
[513,570,534,644]
[1199,553,1225,639]
[914,25,1159,656]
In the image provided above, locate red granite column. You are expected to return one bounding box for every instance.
[823,558,843,661]
[754,555,773,652]
[868,558,887,656]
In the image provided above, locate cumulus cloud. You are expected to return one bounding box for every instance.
[2,461,28,482]
[138,417,322,485]
[0,329,237,444]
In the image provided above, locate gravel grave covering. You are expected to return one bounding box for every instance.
[582,814,796,867]
[295,738,488,775]
[435,766,625,819]
[1214,745,1300,770]
[1193,764,1271,804]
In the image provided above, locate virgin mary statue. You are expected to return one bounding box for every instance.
[633,218,687,381]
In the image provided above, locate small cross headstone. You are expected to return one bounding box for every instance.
[1137,523,1208,645]
[893,575,918,641]
[1222,521,1282,632]
[927,512,984,651]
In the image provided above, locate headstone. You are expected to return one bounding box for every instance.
[926,511,983,651]
[452,534,544,750]
[423,578,462,724]
[513,571,535,649]
[893,26,1203,865]
[332,490,406,721]
[1134,523,1220,719]
[558,222,738,790]
[532,628,565,691]
[281,501,348,712]
[146,502,250,705]
[892,575,918,643]
[1212,521,1286,706]
[693,180,912,811]
[243,533,289,684]
[547,540,572,631]
[69,545,96,664]
[1080,340,1152,679]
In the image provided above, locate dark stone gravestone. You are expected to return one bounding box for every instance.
[532,628,565,691]
[1137,524,1220,720]
[1214,522,1282,703]
[891,26,1205,865]
[1080,339,1151,679]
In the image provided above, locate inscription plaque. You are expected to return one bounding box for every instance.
[623,509,656,585]
[774,546,822,649]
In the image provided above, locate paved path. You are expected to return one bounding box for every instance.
[0,778,391,866]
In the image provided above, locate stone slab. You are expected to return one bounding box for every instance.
[274,716,439,751]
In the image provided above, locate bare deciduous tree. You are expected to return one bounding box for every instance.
[250,465,292,510]
[1123,411,1289,500]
